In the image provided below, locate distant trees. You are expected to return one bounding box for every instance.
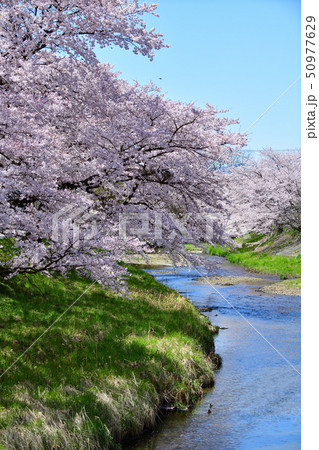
[222,149,301,237]
[0,1,245,284]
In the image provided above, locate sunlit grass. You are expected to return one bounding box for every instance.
[208,246,301,278]
[0,266,217,449]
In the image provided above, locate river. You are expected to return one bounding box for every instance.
[127,256,301,450]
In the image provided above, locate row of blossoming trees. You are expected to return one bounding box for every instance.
[223,149,301,239]
[0,1,300,287]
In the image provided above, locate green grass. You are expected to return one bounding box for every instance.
[0,266,218,449]
[184,244,204,252]
[208,246,301,278]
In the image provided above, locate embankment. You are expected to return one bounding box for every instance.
[0,266,218,449]
[207,232,301,295]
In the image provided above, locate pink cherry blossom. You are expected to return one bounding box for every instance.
[221,149,301,238]
[0,1,246,286]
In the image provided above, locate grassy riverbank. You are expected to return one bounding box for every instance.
[0,266,218,449]
[208,246,300,278]
[206,233,301,295]
[207,231,301,278]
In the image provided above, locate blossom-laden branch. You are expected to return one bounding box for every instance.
[0,1,246,287]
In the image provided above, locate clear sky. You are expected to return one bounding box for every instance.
[95,0,301,151]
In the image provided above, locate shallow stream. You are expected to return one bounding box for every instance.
[128,256,301,449]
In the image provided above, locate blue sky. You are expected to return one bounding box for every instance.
[96,0,301,151]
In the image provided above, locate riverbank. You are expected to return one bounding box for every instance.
[196,275,301,296]
[207,247,301,278]
[0,266,218,449]
[258,278,301,296]
[206,232,301,295]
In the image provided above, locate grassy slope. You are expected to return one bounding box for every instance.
[207,233,301,279]
[208,248,301,278]
[0,266,217,449]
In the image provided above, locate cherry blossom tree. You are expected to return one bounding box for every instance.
[222,149,301,238]
[0,1,246,285]
[1,0,166,64]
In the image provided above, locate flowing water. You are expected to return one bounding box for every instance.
[127,256,301,450]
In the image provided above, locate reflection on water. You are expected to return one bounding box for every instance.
[126,257,301,450]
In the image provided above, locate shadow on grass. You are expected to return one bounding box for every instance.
[0,266,216,447]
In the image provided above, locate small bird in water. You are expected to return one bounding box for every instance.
[207,409,211,414]
[209,403,213,408]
